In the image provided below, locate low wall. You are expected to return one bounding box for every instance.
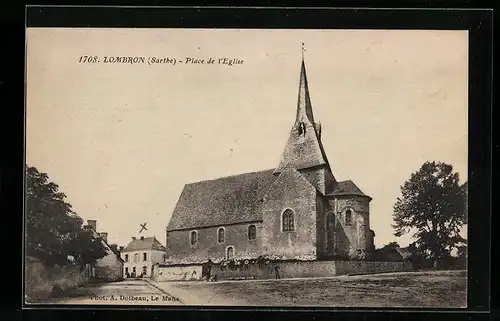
[334,260,412,275]
[152,264,204,282]
[153,260,412,282]
[25,256,92,302]
[94,265,123,282]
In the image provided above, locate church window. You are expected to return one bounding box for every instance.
[248,225,257,240]
[282,209,295,232]
[226,246,235,260]
[125,254,129,262]
[217,227,225,243]
[345,209,352,225]
[190,230,198,246]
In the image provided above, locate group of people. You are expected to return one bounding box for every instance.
[201,259,282,280]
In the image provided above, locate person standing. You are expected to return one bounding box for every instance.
[206,259,213,281]
[274,264,281,279]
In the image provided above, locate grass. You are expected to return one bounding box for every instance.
[170,270,467,307]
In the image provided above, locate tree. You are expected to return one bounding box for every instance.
[25,166,107,266]
[392,161,467,269]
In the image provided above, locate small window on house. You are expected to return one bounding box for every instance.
[217,227,225,243]
[248,225,257,240]
[125,254,129,262]
[190,230,198,246]
[134,253,138,263]
[125,267,128,274]
[345,209,352,225]
[226,246,235,260]
[282,209,295,232]
[133,267,136,273]
[142,266,147,276]
[143,253,147,261]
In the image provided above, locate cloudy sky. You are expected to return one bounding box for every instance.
[26,28,468,249]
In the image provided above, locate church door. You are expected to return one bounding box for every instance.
[326,213,336,254]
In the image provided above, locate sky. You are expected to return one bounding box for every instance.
[26,28,468,249]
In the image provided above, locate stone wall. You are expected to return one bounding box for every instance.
[166,222,263,264]
[260,168,318,260]
[333,260,412,275]
[25,256,92,302]
[329,196,371,259]
[151,264,204,282]
[152,260,413,282]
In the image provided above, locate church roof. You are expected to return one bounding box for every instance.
[167,169,278,231]
[328,180,371,200]
[123,236,166,252]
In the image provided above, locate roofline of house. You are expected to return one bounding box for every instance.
[166,220,263,232]
[121,247,166,253]
[84,224,125,263]
[327,192,372,201]
[122,236,166,253]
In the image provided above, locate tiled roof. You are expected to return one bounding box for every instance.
[328,180,371,199]
[83,225,125,262]
[123,237,166,252]
[166,169,278,231]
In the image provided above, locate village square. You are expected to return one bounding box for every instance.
[25,52,467,307]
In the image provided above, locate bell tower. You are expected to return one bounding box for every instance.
[274,54,336,195]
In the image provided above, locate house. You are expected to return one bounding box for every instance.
[84,220,124,281]
[165,57,376,265]
[121,236,166,278]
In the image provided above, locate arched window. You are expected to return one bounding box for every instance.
[248,225,257,240]
[226,246,235,260]
[190,230,198,246]
[282,209,295,232]
[217,227,225,243]
[345,209,352,225]
[134,253,138,263]
[124,254,129,262]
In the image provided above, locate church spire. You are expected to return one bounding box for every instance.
[273,53,337,193]
[296,45,315,124]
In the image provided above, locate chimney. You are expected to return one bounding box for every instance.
[98,232,108,243]
[119,246,124,251]
[87,220,97,231]
[132,237,136,241]
[140,236,144,240]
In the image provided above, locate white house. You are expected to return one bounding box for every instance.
[121,236,166,278]
[84,220,124,282]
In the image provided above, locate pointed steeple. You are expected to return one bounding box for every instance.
[296,58,315,124]
[273,53,337,194]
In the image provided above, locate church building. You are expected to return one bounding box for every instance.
[166,57,375,264]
